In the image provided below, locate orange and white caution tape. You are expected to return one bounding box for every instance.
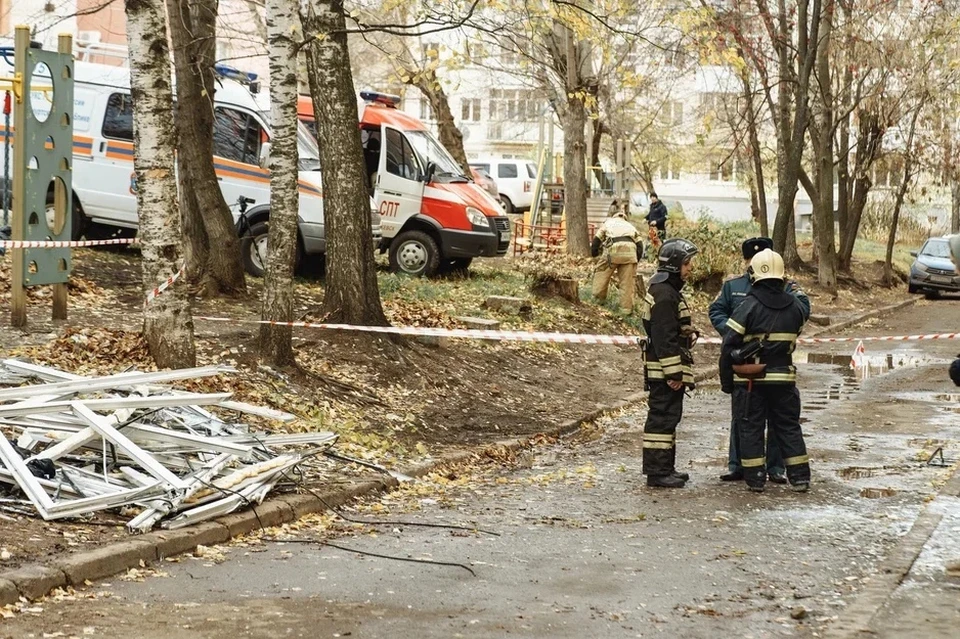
[144,264,185,307]
[0,238,139,249]
[195,316,960,348]
[698,332,960,346]
[195,316,646,346]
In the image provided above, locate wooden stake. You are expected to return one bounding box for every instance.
[10,26,28,327]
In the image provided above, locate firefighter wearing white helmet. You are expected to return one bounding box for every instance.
[719,249,812,493]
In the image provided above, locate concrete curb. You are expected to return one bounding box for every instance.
[823,461,960,639]
[0,298,921,607]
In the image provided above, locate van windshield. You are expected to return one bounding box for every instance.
[405,130,469,183]
[262,110,321,171]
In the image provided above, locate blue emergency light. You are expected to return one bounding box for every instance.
[359,90,401,108]
[214,63,260,93]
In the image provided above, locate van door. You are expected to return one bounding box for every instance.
[94,92,139,226]
[375,126,424,239]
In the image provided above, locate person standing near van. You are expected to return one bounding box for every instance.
[645,192,668,243]
[591,209,644,312]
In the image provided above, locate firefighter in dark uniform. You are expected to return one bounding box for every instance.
[641,238,699,488]
[720,249,811,493]
[709,237,810,483]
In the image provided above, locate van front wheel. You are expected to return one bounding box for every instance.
[240,220,302,277]
[389,230,440,277]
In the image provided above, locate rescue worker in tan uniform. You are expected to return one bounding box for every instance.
[591,209,644,312]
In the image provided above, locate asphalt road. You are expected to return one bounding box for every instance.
[2,298,959,639]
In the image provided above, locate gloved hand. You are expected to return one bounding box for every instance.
[680,325,699,348]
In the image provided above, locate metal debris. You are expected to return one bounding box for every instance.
[0,359,337,532]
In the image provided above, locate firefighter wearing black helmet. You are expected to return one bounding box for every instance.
[640,238,699,488]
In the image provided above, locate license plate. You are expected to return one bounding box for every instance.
[930,275,953,284]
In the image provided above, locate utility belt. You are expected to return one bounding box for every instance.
[605,236,639,265]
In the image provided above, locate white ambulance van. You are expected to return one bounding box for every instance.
[0,43,379,276]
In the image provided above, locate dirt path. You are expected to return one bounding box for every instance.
[2,300,956,638]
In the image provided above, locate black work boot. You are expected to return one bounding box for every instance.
[647,474,686,488]
[720,470,744,482]
[672,471,690,482]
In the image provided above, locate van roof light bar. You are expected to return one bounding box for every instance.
[359,90,401,108]
[214,63,260,94]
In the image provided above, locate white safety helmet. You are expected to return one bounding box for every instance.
[749,249,785,283]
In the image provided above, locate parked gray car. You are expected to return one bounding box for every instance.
[908,236,960,298]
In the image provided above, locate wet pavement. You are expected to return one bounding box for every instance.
[1,299,958,638]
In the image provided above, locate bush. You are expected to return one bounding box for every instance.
[662,217,755,289]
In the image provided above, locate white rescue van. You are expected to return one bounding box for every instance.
[0,42,380,276]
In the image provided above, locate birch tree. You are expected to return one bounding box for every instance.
[124,0,196,367]
[302,0,388,325]
[259,0,302,364]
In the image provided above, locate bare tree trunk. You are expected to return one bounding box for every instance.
[952,179,960,234]
[167,0,247,297]
[303,0,387,325]
[735,39,768,236]
[258,0,300,365]
[813,0,837,292]
[414,70,470,174]
[884,105,924,286]
[839,111,882,270]
[562,92,590,255]
[125,0,196,368]
[590,118,606,190]
[771,0,822,271]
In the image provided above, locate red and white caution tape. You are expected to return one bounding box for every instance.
[698,333,960,346]
[144,264,185,307]
[195,316,645,346]
[798,332,959,345]
[194,315,960,348]
[0,238,139,249]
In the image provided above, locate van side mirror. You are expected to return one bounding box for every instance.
[258,142,272,169]
[422,161,436,184]
[910,250,918,257]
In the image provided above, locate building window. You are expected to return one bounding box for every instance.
[700,92,727,114]
[659,101,683,127]
[419,98,435,122]
[461,98,481,122]
[488,89,540,122]
[707,152,737,182]
[421,42,440,61]
[657,158,682,181]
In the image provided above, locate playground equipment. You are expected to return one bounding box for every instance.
[0,26,74,327]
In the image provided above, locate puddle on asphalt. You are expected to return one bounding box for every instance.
[795,351,951,412]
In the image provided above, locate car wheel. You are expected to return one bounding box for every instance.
[240,220,302,277]
[389,230,440,277]
[45,193,84,241]
[924,290,941,300]
[499,195,515,215]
